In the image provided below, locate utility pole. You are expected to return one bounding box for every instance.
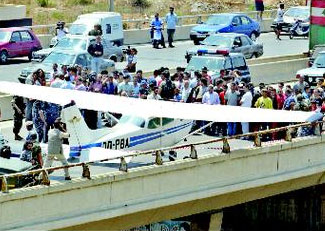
[109,0,114,12]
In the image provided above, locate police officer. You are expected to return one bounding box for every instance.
[11,96,25,140]
[44,118,71,180]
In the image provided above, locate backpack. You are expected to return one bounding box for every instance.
[160,80,175,100]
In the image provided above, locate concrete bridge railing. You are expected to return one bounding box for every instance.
[1,125,325,230]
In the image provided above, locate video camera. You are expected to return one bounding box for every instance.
[125,46,132,55]
[56,21,65,30]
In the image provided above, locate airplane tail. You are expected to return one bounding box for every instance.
[61,101,107,158]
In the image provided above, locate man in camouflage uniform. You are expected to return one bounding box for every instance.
[11,96,25,140]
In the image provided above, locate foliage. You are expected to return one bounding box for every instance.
[132,0,151,9]
[51,11,64,20]
[66,0,92,6]
[74,0,92,5]
[36,0,49,7]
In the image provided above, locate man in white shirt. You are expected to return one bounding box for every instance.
[239,84,253,134]
[56,21,68,41]
[181,80,192,103]
[165,7,178,48]
[50,74,64,88]
[202,84,220,135]
[202,84,220,105]
[60,76,75,90]
[275,3,285,40]
[118,75,133,96]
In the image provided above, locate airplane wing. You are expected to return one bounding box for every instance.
[0,81,318,122]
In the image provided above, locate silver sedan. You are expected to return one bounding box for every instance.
[185,33,263,62]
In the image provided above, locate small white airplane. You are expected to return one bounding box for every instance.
[0,81,321,162]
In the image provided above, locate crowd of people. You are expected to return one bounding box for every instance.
[12,62,323,147]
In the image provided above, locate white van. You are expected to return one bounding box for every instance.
[69,12,124,46]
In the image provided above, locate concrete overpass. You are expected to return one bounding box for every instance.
[1,124,325,230]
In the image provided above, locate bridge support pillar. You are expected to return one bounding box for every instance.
[190,211,223,231]
[208,211,223,231]
[321,185,325,230]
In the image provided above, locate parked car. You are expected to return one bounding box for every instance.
[185,33,263,62]
[190,13,260,45]
[32,35,125,62]
[19,49,115,83]
[309,44,325,66]
[296,51,325,87]
[0,27,42,63]
[185,49,251,83]
[271,6,309,33]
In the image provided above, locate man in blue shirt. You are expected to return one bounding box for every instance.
[165,7,178,48]
[151,13,166,49]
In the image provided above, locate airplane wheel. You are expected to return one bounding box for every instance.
[289,34,293,39]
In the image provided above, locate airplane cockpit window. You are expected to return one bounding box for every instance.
[148,117,161,129]
[162,118,174,126]
[119,115,145,128]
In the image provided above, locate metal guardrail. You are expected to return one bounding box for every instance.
[27,9,277,34]
[0,121,321,193]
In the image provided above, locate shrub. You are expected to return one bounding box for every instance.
[74,0,92,5]
[132,0,151,8]
[36,0,49,7]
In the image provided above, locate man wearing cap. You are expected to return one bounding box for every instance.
[44,118,71,180]
[165,6,178,48]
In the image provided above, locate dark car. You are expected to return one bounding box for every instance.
[186,49,251,83]
[190,13,260,45]
[0,27,42,63]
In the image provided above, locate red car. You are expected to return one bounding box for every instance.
[0,27,42,63]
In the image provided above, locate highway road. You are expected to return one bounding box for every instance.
[0,32,308,82]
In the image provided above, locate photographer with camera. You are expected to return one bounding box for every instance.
[125,47,138,73]
[43,117,71,181]
[56,21,68,41]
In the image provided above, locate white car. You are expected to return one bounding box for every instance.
[33,35,125,62]
[20,49,115,83]
[296,51,325,87]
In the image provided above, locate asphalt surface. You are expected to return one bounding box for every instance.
[0,32,308,83]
